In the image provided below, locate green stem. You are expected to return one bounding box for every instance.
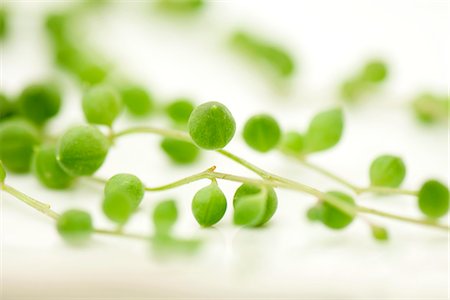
[113,127,191,142]
[286,154,418,196]
[2,184,60,220]
[2,183,152,241]
[358,206,448,231]
[110,126,447,231]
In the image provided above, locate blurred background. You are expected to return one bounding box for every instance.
[1,0,448,299]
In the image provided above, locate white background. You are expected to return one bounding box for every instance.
[1,0,449,299]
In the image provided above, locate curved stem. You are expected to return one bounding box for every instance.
[358,206,448,231]
[109,126,447,231]
[2,184,60,220]
[2,183,153,241]
[114,127,191,142]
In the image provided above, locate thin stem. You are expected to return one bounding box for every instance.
[285,154,418,196]
[109,125,445,231]
[358,206,449,231]
[113,127,191,142]
[2,183,153,241]
[358,186,418,196]
[2,184,60,220]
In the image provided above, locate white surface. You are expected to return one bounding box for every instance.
[1,0,449,299]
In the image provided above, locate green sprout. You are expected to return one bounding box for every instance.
[243,114,282,153]
[371,225,389,242]
[0,93,18,121]
[188,101,236,150]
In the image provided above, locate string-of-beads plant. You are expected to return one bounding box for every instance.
[0,85,449,250]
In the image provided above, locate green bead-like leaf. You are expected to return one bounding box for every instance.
[418,180,449,219]
[243,114,281,152]
[320,191,356,230]
[153,199,178,235]
[82,85,122,126]
[166,98,195,125]
[102,191,134,224]
[57,125,110,176]
[191,181,227,227]
[104,173,145,210]
[32,144,74,189]
[369,155,406,188]
[120,85,154,117]
[56,209,93,245]
[160,138,200,165]
[304,108,344,153]
[361,60,389,83]
[279,131,304,154]
[371,225,389,242]
[188,101,236,150]
[0,118,40,173]
[233,184,277,227]
[18,83,62,126]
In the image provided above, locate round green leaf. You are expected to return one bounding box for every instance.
[160,138,200,165]
[304,108,344,153]
[102,191,134,224]
[18,83,62,125]
[188,101,236,150]
[243,114,281,152]
[82,85,122,126]
[153,199,178,235]
[120,85,154,117]
[369,155,406,188]
[32,144,74,189]
[166,98,195,125]
[57,125,110,176]
[191,181,227,227]
[104,173,145,210]
[361,60,388,83]
[279,131,304,154]
[418,180,449,219]
[0,118,40,173]
[57,209,93,244]
[320,191,356,230]
[233,184,277,226]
